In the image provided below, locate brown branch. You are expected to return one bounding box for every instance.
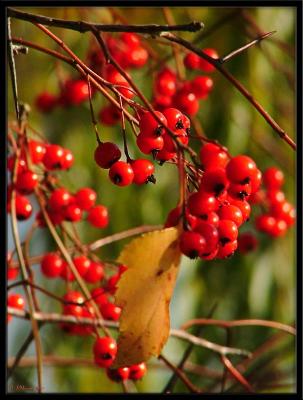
[221,355,254,393]
[8,8,204,33]
[181,318,296,336]
[8,308,251,357]
[158,354,202,393]
[220,31,276,63]
[159,32,296,151]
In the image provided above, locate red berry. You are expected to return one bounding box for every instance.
[100,302,121,321]
[266,190,285,205]
[199,48,219,73]
[49,188,72,211]
[250,169,262,193]
[75,188,97,211]
[228,182,252,200]
[162,130,188,152]
[106,68,134,99]
[84,261,104,283]
[162,108,185,131]
[93,337,117,368]
[263,167,284,190]
[91,288,108,307]
[199,211,219,227]
[179,231,206,259]
[63,291,84,317]
[137,133,164,155]
[28,140,46,164]
[200,168,229,197]
[7,155,27,174]
[129,363,147,380]
[199,143,228,170]
[218,204,243,227]
[60,261,75,282]
[155,148,176,163]
[120,32,140,48]
[218,220,238,245]
[106,273,121,294]
[35,92,57,112]
[228,198,251,222]
[106,367,130,382]
[15,170,38,194]
[62,79,89,105]
[184,52,200,70]
[226,155,257,184]
[217,240,238,259]
[7,267,19,281]
[8,195,33,220]
[41,253,64,278]
[188,192,218,217]
[131,159,155,185]
[42,144,65,170]
[128,46,148,68]
[155,73,176,97]
[194,221,219,254]
[190,76,213,99]
[8,293,25,322]
[99,105,121,126]
[94,142,122,169]
[139,111,167,137]
[270,201,296,226]
[64,204,82,222]
[270,218,288,237]
[109,161,134,186]
[73,256,91,277]
[87,205,109,228]
[61,148,74,170]
[238,232,258,254]
[174,91,199,116]
[255,214,276,233]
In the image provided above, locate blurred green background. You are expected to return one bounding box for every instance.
[7,6,296,393]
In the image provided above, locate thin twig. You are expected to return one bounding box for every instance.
[220,31,276,64]
[221,355,254,393]
[159,32,296,151]
[8,8,204,33]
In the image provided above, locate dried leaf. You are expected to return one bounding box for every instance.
[112,227,181,368]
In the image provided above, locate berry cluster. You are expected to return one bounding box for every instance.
[254,167,295,237]
[166,147,262,260]
[151,49,217,117]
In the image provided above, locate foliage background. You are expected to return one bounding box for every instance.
[7,6,296,393]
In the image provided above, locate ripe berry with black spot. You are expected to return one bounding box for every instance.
[163,108,184,130]
[8,194,33,221]
[131,159,156,185]
[217,240,238,259]
[179,231,206,259]
[94,142,121,169]
[93,337,117,368]
[218,220,238,245]
[226,155,257,184]
[139,111,167,137]
[200,168,229,197]
[100,302,121,321]
[136,133,164,155]
[109,161,134,186]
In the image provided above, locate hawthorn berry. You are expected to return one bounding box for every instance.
[61,79,89,106]
[188,192,218,217]
[99,105,121,126]
[226,155,257,184]
[128,363,147,380]
[73,256,91,277]
[100,302,121,321]
[218,220,238,245]
[106,367,130,382]
[174,91,199,116]
[41,253,64,278]
[199,48,219,73]
[199,143,228,170]
[139,111,167,137]
[15,170,39,194]
[136,133,164,155]
[49,188,72,211]
[263,167,284,190]
[84,261,104,283]
[87,205,109,228]
[61,148,74,170]
[91,288,108,307]
[131,159,155,185]
[184,52,200,70]
[228,198,251,222]
[109,161,134,186]
[200,168,229,197]
[194,221,219,254]
[179,231,206,259]
[217,240,238,259]
[7,155,27,175]
[35,92,57,112]
[42,144,65,170]
[218,204,243,227]
[7,293,25,322]
[94,142,122,169]
[7,267,19,281]
[64,204,82,222]
[163,108,184,130]
[93,336,117,368]
[9,194,33,221]
[75,188,97,211]
[238,232,258,254]
[28,140,46,164]
[190,76,213,99]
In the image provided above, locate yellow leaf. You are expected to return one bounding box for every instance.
[112,227,181,368]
